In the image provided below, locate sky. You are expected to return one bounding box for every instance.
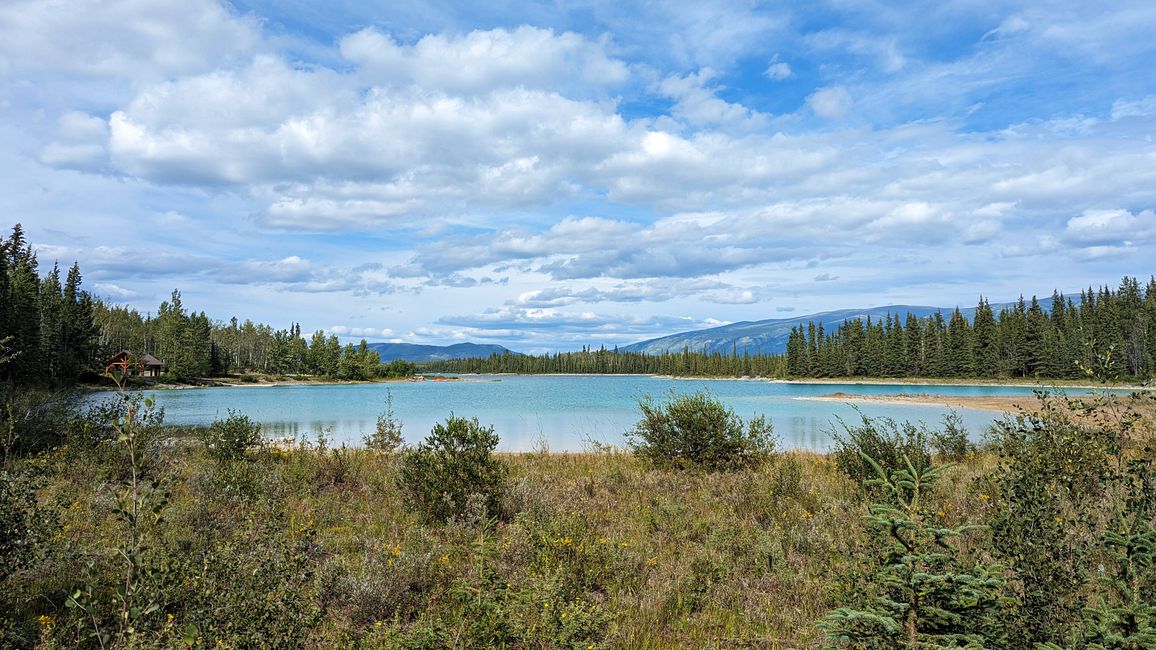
[3,1,1155,353]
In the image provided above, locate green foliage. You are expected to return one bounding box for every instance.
[984,391,1119,644]
[66,384,173,648]
[169,520,326,648]
[1073,521,1156,649]
[364,389,405,453]
[1,385,76,460]
[626,389,776,471]
[200,409,263,463]
[830,410,931,491]
[396,415,508,523]
[424,344,789,377]
[929,411,974,462]
[817,453,1003,648]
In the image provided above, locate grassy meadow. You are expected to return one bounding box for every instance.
[2,386,1153,649]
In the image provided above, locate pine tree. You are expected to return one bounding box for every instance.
[973,298,999,377]
[4,225,42,381]
[817,454,1003,648]
[62,262,98,379]
[38,263,65,379]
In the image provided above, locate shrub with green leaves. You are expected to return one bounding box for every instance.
[985,389,1156,647]
[830,410,931,490]
[396,415,508,523]
[626,390,775,471]
[929,411,973,461]
[200,410,263,463]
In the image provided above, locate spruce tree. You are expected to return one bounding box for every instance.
[817,454,1003,648]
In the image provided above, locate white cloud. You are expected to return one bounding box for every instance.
[0,0,259,80]
[657,68,768,129]
[1111,96,1156,120]
[764,61,792,80]
[1063,209,1156,246]
[807,86,853,119]
[340,26,629,95]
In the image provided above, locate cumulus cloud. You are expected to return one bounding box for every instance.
[1063,209,1156,246]
[0,0,259,79]
[9,1,1156,351]
[657,68,768,129]
[512,278,763,307]
[340,26,629,95]
[807,86,853,119]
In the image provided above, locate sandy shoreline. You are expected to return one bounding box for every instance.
[799,392,1042,413]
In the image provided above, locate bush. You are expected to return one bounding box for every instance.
[625,390,775,471]
[363,390,404,453]
[201,410,263,463]
[929,410,973,461]
[396,415,508,523]
[829,410,931,490]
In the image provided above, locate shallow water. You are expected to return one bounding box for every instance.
[102,375,1101,452]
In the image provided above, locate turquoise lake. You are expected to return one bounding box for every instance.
[111,375,1107,452]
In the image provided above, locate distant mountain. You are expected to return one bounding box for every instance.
[621,304,1002,357]
[367,342,519,363]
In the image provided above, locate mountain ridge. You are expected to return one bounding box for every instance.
[620,303,1005,357]
[367,342,518,362]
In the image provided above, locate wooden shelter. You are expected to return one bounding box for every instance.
[104,350,166,378]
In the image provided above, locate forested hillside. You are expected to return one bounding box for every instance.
[424,345,788,377]
[785,279,1156,380]
[430,277,1156,382]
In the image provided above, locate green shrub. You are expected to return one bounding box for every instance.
[363,390,404,453]
[984,390,1153,647]
[830,410,931,491]
[396,415,508,523]
[929,411,973,461]
[200,410,263,463]
[625,390,775,471]
[1,386,76,459]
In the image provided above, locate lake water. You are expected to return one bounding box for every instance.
[104,375,1099,452]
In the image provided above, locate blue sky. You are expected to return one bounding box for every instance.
[3,1,1155,352]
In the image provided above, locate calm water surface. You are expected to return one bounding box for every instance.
[102,375,1099,452]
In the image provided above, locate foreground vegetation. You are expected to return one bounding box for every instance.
[2,381,1153,648]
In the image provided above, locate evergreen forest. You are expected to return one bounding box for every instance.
[0,224,412,387]
[431,277,1156,382]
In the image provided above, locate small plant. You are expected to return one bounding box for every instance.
[66,378,171,648]
[364,390,404,453]
[200,410,263,463]
[625,390,775,471]
[817,453,1003,648]
[396,415,508,523]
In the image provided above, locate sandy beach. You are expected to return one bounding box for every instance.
[801,391,1042,413]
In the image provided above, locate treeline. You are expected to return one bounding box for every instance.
[423,345,788,377]
[2,222,412,384]
[786,276,1156,380]
[95,293,413,381]
[0,225,99,384]
[96,291,417,381]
